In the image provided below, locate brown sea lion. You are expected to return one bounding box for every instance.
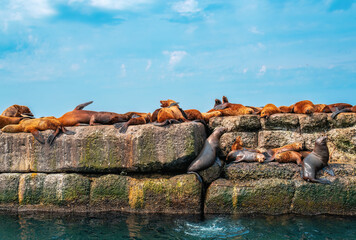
[314,104,332,113]
[184,109,205,122]
[230,136,260,153]
[267,142,303,161]
[246,106,262,114]
[0,116,27,129]
[115,112,152,133]
[154,100,188,126]
[327,103,352,112]
[260,104,281,118]
[279,105,294,113]
[89,112,130,126]
[331,105,356,119]
[187,127,227,172]
[57,101,96,126]
[211,96,254,115]
[274,151,303,165]
[293,100,315,114]
[226,150,265,163]
[2,117,74,145]
[300,151,312,159]
[301,136,334,184]
[1,104,33,117]
[201,111,223,122]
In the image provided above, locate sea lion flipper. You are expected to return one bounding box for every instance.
[119,123,130,133]
[323,166,335,176]
[30,130,45,144]
[114,122,125,129]
[74,101,93,110]
[331,108,351,119]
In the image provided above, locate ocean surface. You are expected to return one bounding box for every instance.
[0,212,355,240]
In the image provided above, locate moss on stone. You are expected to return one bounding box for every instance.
[91,175,129,205]
[0,174,20,203]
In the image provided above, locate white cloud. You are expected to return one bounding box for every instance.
[249,26,264,35]
[172,0,200,15]
[8,0,55,19]
[145,60,152,71]
[243,68,248,74]
[163,51,187,67]
[259,65,267,75]
[89,0,151,10]
[71,63,80,71]
[121,63,126,77]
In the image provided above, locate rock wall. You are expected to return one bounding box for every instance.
[0,115,355,215]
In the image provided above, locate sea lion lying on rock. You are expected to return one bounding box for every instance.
[301,136,334,184]
[1,104,33,117]
[273,151,303,165]
[2,117,74,145]
[226,150,265,163]
[293,100,315,114]
[260,104,281,119]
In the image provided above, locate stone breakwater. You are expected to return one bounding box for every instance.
[0,113,355,215]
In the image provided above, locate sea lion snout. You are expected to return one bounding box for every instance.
[316,136,328,144]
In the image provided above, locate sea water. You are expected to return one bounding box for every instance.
[0,212,355,239]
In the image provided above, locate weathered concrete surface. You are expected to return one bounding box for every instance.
[209,115,356,163]
[205,162,356,215]
[205,178,295,215]
[1,173,202,214]
[0,122,206,173]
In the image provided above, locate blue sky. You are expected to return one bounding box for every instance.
[0,0,355,117]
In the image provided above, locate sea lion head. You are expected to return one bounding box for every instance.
[294,142,303,151]
[304,105,315,114]
[256,154,266,163]
[212,127,227,138]
[315,136,328,146]
[160,99,177,108]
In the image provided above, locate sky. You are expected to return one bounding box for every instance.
[0,0,355,117]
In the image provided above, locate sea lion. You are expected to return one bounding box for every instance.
[0,116,28,129]
[293,100,315,114]
[273,151,303,165]
[279,105,294,113]
[115,112,151,133]
[211,96,254,115]
[2,117,74,145]
[301,136,334,184]
[267,142,303,161]
[327,103,353,112]
[1,104,33,117]
[314,104,331,113]
[260,104,281,118]
[89,112,130,126]
[331,105,356,119]
[230,136,260,153]
[246,106,262,114]
[187,127,227,172]
[57,101,96,126]
[226,150,265,163]
[201,111,223,122]
[184,109,205,122]
[154,100,188,126]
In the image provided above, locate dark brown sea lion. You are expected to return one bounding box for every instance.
[331,105,356,119]
[1,104,33,117]
[187,127,227,172]
[226,150,265,163]
[2,117,74,145]
[293,100,315,114]
[301,136,334,184]
[115,112,151,133]
[89,112,130,126]
[260,104,281,119]
[274,151,303,165]
[327,103,352,112]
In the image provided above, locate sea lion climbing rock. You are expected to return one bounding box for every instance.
[301,136,334,184]
[187,127,227,172]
